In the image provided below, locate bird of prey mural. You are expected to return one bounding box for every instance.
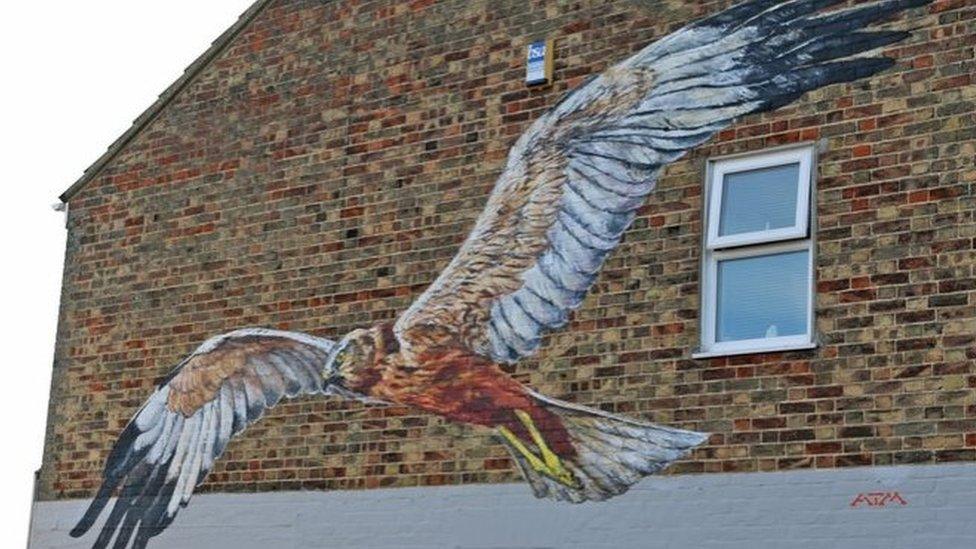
[71,0,930,546]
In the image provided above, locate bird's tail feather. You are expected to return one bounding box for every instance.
[498,390,708,503]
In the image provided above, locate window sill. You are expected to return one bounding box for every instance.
[692,341,817,360]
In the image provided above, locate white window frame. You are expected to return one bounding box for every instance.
[695,144,817,359]
[706,147,812,249]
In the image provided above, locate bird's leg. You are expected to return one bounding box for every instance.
[497,409,579,488]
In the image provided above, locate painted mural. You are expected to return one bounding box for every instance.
[71,0,931,547]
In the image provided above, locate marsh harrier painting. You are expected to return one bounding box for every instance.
[72,0,931,546]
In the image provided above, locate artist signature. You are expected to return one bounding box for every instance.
[850,492,908,508]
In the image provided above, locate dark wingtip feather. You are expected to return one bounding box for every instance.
[761,56,897,112]
[69,478,119,537]
[70,418,150,538]
[129,478,179,549]
[90,493,135,549]
[889,0,934,10]
[793,30,912,68]
[719,0,932,37]
[804,0,932,36]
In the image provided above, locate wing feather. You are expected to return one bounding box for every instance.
[214,385,235,456]
[395,0,929,363]
[229,377,249,433]
[70,328,335,548]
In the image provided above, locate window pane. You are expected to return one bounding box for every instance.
[719,163,800,237]
[716,250,809,342]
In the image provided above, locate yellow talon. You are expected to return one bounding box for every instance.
[498,409,579,488]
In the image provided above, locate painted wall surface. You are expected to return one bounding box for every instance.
[35,464,976,548]
[62,1,955,545]
[41,0,975,546]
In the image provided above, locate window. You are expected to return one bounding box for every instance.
[696,145,816,358]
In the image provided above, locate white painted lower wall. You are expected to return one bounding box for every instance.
[32,463,976,549]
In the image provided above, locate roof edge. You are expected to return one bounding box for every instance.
[59,0,275,202]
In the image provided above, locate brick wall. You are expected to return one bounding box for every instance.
[39,0,975,501]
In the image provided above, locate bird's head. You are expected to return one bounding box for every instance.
[325,323,400,394]
[324,326,386,393]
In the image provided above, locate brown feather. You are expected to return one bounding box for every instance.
[167,337,309,416]
[357,342,575,457]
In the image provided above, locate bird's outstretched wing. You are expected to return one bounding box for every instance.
[70,328,335,549]
[395,0,929,363]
